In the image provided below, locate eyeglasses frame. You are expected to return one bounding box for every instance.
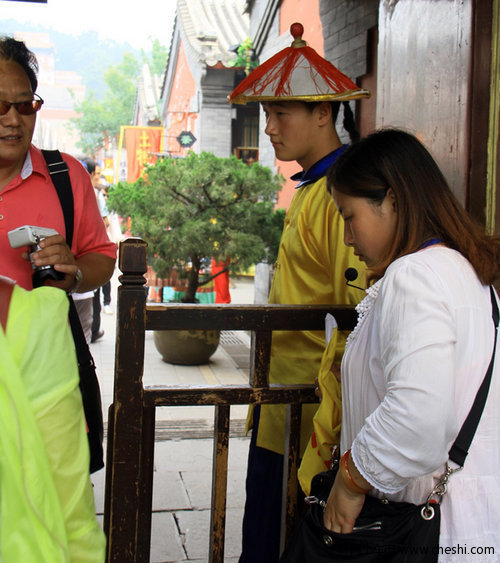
[0,93,44,116]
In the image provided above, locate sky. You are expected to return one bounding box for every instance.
[1,0,176,50]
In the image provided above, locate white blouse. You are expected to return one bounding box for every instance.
[340,247,500,559]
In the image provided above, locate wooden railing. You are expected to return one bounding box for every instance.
[103,238,357,562]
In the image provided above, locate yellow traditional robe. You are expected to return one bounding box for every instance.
[248,175,365,455]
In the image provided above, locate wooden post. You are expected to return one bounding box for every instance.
[209,405,230,562]
[280,402,303,555]
[105,238,149,562]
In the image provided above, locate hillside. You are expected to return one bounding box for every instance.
[2,19,150,98]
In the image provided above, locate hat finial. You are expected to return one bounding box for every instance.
[290,22,306,47]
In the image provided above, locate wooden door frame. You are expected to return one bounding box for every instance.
[468,0,499,234]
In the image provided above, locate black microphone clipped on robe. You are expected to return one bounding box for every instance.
[344,268,365,291]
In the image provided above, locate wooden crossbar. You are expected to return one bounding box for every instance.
[103,238,357,561]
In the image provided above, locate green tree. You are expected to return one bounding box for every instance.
[143,38,169,76]
[229,37,258,75]
[107,152,284,303]
[70,42,168,154]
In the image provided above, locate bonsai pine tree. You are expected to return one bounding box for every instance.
[107,151,284,302]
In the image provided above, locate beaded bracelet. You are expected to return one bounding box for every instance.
[339,449,372,495]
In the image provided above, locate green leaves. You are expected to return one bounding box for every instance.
[107,152,284,301]
[70,41,168,154]
[228,37,258,75]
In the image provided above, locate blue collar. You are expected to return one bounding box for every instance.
[419,238,442,249]
[290,144,349,188]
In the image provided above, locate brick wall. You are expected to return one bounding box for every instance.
[320,0,378,142]
[319,0,378,80]
[200,68,237,157]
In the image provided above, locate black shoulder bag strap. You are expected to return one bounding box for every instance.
[41,150,74,244]
[0,275,15,332]
[448,286,499,466]
[41,149,104,473]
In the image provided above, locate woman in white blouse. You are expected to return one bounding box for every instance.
[324,129,500,556]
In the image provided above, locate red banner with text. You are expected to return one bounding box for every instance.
[123,127,164,182]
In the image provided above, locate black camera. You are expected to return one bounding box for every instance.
[8,225,65,287]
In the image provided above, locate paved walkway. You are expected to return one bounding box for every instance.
[90,271,254,562]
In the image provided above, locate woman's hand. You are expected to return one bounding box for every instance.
[324,450,371,533]
[323,472,366,533]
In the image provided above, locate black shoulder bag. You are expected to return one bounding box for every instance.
[281,287,499,563]
[41,149,105,474]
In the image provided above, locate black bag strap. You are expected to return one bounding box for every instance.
[41,149,74,247]
[40,150,95,369]
[448,286,499,466]
[41,149,104,473]
[67,295,97,369]
[0,276,15,332]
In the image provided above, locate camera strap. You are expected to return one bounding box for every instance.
[40,149,104,473]
[41,150,74,247]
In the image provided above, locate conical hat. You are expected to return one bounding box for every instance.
[229,23,370,105]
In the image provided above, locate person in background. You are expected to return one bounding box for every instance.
[0,276,106,561]
[73,280,96,344]
[80,156,114,342]
[325,128,500,554]
[211,257,231,303]
[73,157,102,344]
[229,23,368,562]
[96,174,114,314]
[0,36,116,303]
[101,177,124,260]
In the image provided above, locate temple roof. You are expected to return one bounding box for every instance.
[176,0,249,67]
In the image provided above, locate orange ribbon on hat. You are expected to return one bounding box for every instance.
[229,23,370,105]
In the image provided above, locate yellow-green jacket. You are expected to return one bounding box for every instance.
[1,284,106,562]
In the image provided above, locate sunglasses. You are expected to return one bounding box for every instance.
[0,93,44,116]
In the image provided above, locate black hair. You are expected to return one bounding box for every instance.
[328,128,500,284]
[81,156,96,175]
[341,102,360,143]
[0,36,39,92]
[306,101,360,143]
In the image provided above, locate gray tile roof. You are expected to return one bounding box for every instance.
[177,0,249,67]
[135,64,162,124]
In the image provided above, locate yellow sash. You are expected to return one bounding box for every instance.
[298,315,342,495]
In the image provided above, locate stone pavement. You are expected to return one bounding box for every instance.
[90,271,255,562]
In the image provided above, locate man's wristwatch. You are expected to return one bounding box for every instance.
[68,268,83,294]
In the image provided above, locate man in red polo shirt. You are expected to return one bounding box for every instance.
[0,36,116,294]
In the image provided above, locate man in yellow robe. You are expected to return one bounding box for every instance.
[229,23,368,562]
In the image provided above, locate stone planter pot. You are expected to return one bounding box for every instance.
[153,329,220,365]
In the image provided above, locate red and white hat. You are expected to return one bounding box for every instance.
[229,23,370,105]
